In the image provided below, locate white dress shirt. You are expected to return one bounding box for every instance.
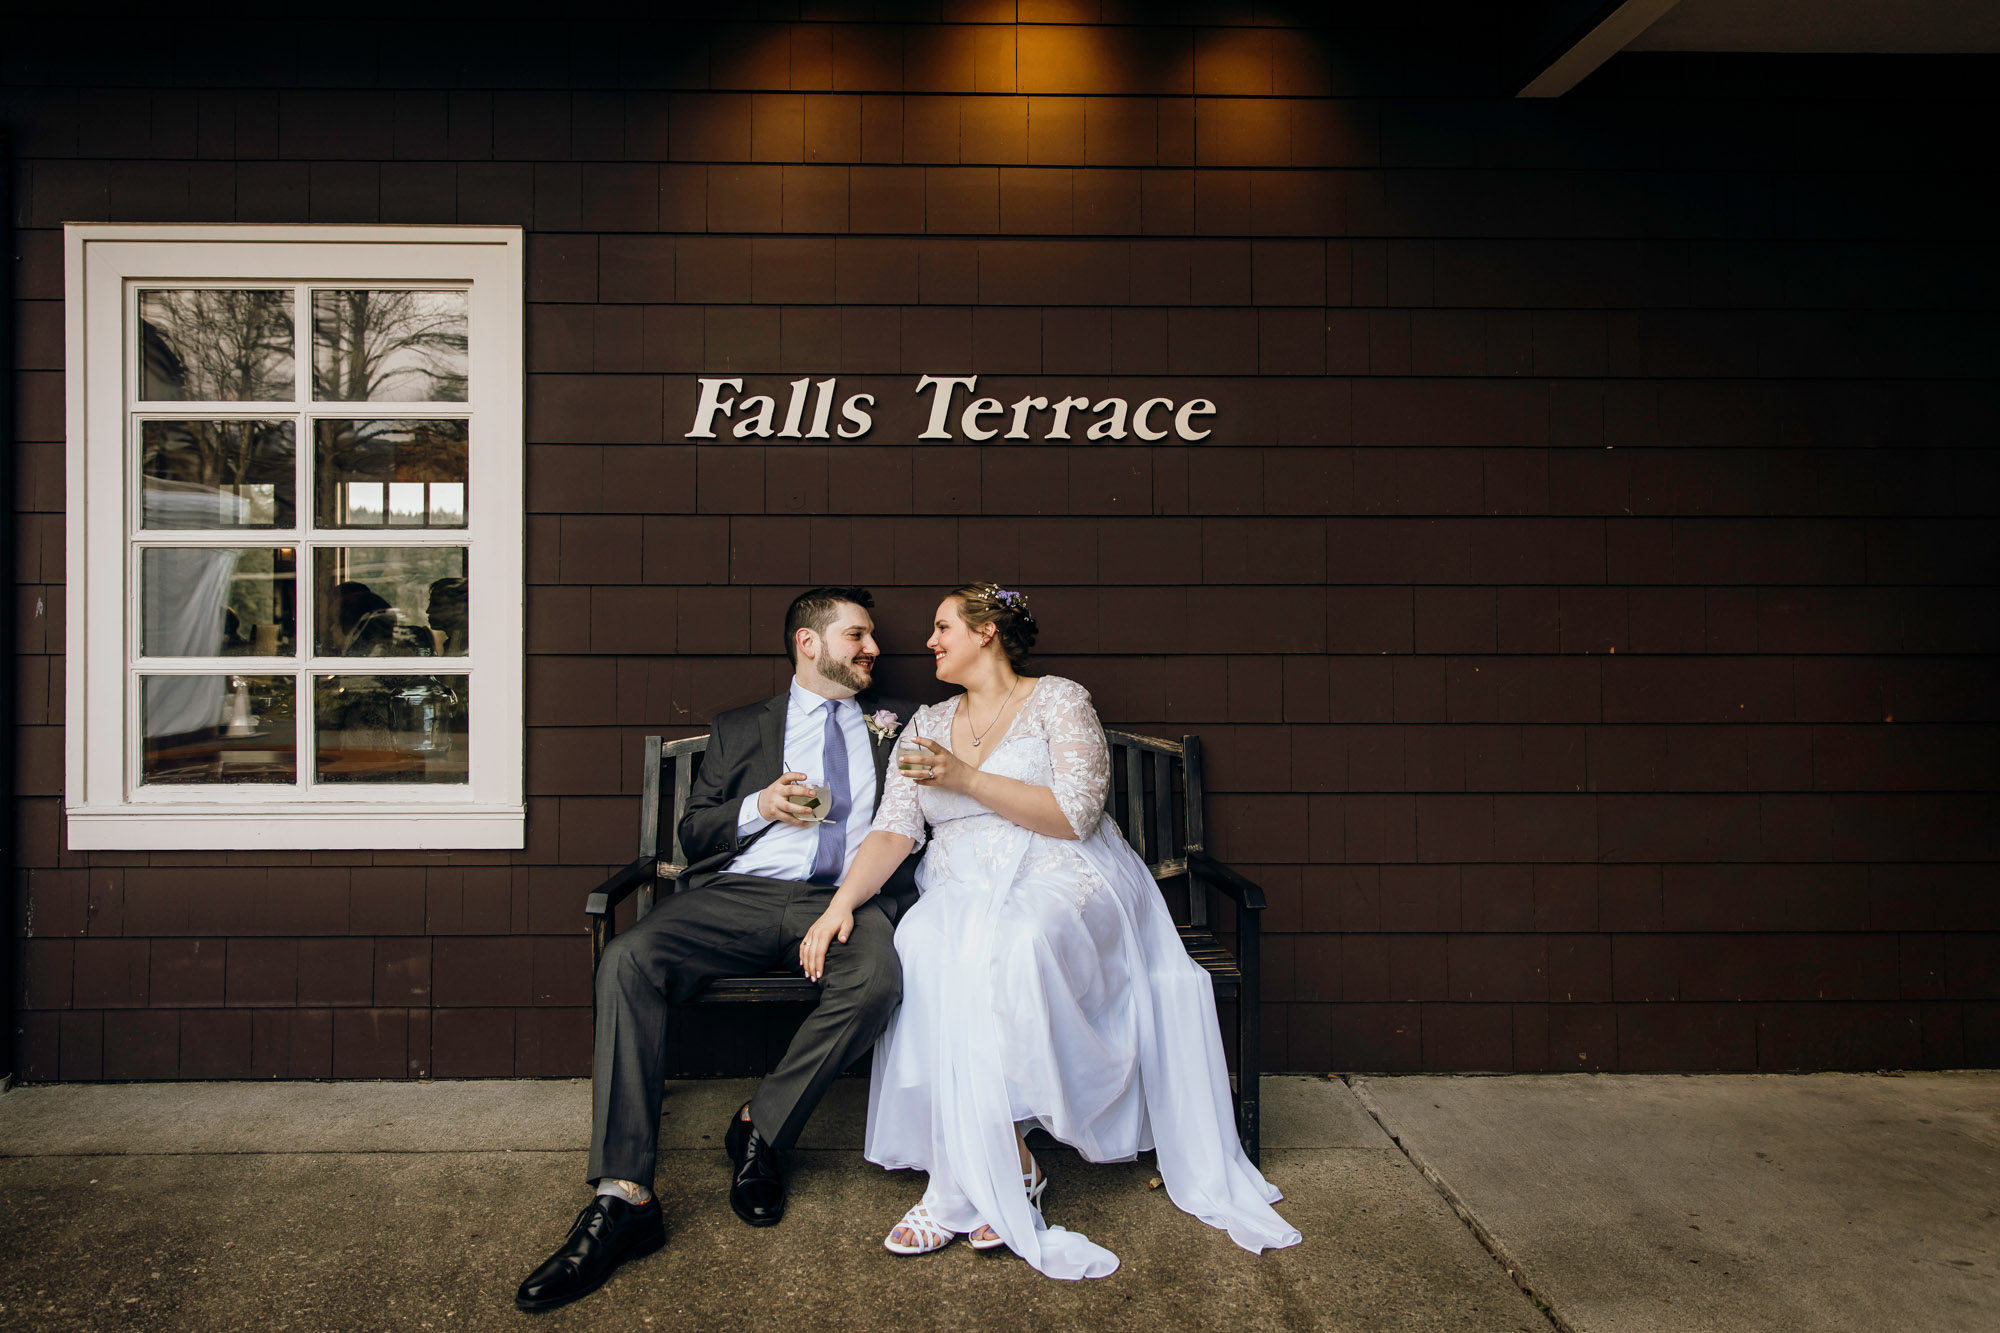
[728,680,877,882]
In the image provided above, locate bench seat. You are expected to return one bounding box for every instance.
[673,926,1242,1004]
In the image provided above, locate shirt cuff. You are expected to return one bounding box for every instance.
[737,793,772,834]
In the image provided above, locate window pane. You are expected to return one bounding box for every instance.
[314,419,469,529]
[311,290,468,402]
[142,548,297,658]
[140,420,296,530]
[141,674,297,785]
[388,482,428,525]
[314,547,469,658]
[315,675,468,785]
[138,289,295,402]
[428,482,466,525]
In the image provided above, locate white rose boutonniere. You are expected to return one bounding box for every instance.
[865,709,901,744]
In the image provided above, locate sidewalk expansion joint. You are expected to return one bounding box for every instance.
[1345,1076,1572,1333]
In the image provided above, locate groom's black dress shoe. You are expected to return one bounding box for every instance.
[514,1195,666,1313]
[725,1105,787,1227]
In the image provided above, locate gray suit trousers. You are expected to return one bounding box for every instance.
[586,871,903,1189]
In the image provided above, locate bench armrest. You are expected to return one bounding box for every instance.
[585,856,659,918]
[1187,850,1268,912]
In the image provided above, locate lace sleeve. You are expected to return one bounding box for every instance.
[1043,678,1109,840]
[869,705,928,849]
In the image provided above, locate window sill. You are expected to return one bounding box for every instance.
[65,805,525,850]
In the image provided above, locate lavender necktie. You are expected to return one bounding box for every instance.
[809,701,850,884]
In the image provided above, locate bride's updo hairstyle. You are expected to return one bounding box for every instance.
[949,582,1039,671]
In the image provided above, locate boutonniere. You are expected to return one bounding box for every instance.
[864,709,902,744]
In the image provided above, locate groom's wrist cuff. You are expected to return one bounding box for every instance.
[738,794,772,834]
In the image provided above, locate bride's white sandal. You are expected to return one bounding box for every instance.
[969,1158,1046,1251]
[884,1200,957,1255]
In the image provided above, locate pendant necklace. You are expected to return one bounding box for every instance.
[967,677,1020,748]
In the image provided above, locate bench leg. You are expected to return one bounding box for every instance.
[1237,911,1261,1166]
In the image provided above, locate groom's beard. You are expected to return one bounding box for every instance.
[818,655,872,694]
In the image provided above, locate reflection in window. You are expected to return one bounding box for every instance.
[429,482,466,524]
[313,547,469,657]
[388,482,428,525]
[141,548,297,659]
[141,674,297,785]
[343,482,385,524]
[141,420,296,529]
[315,419,469,528]
[139,289,295,402]
[341,480,466,526]
[315,675,468,785]
[312,290,468,402]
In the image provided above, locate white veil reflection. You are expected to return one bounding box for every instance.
[141,480,246,736]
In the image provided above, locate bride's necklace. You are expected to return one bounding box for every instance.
[965,677,1020,748]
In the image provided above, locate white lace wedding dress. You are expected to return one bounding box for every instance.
[864,676,1301,1279]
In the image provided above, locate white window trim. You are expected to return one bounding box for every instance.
[64,224,525,849]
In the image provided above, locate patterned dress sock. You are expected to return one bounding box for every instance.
[596,1179,653,1205]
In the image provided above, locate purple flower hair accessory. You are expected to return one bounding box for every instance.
[973,582,1033,619]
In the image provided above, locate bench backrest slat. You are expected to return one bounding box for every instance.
[670,748,695,869]
[1183,734,1208,929]
[1123,744,1147,863]
[652,734,708,877]
[639,741,663,861]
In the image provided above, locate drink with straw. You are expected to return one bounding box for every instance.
[797,782,835,821]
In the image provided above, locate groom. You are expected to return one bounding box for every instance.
[517,586,921,1313]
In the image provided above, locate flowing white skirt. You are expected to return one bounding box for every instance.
[865,813,1302,1279]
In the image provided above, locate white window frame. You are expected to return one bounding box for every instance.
[64,224,525,849]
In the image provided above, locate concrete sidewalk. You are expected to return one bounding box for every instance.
[1352,1072,1999,1333]
[0,1073,1992,1332]
[0,1076,1534,1333]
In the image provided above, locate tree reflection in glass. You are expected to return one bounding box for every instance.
[314,419,469,529]
[315,675,469,784]
[142,548,297,659]
[139,289,295,402]
[312,290,468,402]
[141,674,297,785]
[312,547,468,658]
[140,420,296,529]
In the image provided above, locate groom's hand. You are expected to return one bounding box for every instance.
[758,771,817,825]
[799,908,854,982]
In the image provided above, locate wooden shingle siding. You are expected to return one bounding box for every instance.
[6,11,1996,1079]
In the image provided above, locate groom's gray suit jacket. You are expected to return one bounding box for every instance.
[676,689,924,920]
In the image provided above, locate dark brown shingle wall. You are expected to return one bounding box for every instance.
[7,12,1998,1080]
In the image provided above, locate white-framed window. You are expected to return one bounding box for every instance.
[64,225,524,850]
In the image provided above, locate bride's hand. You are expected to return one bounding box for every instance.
[799,907,853,982]
[904,736,972,793]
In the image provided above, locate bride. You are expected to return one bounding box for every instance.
[796,583,1301,1279]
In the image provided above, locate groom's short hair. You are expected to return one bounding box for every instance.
[784,586,874,664]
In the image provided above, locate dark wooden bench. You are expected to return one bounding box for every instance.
[585,729,1270,1162]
